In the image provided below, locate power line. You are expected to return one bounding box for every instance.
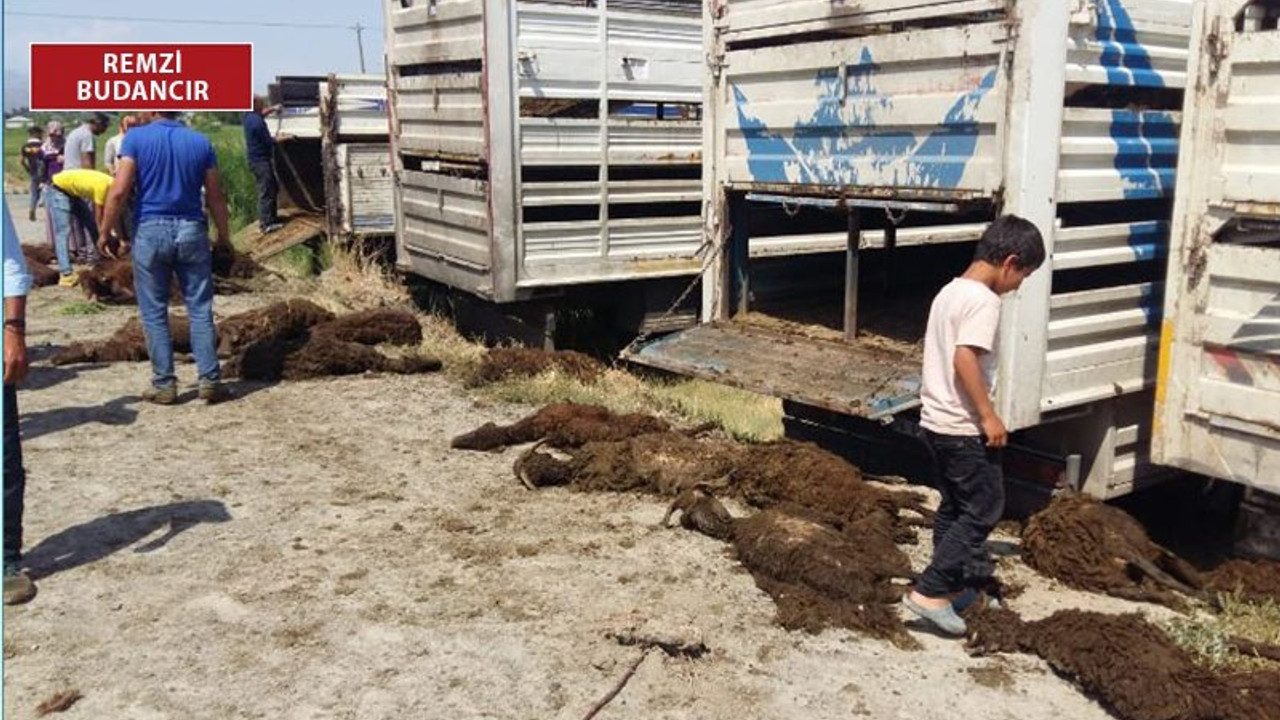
[4,10,355,30]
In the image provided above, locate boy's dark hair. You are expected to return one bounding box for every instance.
[27,125,42,137]
[974,215,1046,270]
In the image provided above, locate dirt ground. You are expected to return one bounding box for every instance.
[1,201,1187,719]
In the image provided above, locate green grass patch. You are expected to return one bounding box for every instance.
[1162,594,1280,671]
[208,125,255,234]
[58,301,108,317]
[266,241,333,278]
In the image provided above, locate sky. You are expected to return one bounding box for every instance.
[1,0,387,111]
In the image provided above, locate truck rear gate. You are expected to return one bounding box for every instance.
[383,0,706,303]
[629,0,1194,499]
[1154,0,1280,497]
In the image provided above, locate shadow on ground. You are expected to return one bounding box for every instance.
[20,362,111,392]
[20,394,141,441]
[24,499,233,580]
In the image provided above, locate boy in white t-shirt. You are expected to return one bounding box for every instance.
[903,215,1045,636]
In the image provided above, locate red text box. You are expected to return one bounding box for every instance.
[30,43,253,112]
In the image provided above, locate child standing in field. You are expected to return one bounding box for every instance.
[903,215,1045,637]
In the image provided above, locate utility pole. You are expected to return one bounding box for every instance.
[354,22,367,73]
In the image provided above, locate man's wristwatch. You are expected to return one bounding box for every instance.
[4,319,26,332]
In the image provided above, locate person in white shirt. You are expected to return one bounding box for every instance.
[62,112,110,171]
[103,114,139,175]
[902,215,1045,637]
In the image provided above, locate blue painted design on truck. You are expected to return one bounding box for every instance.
[1123,221,1169,263]
[732,45,998,190]
[1108,109,1179,200]
[1095,0,1168,88]
[1095,0,1178,279]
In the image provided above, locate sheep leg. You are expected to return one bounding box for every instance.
[512,440,550,492]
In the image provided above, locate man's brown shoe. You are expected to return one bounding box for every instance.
[142,385,178,405]
[198,381,232,405]
[4,571,37,605]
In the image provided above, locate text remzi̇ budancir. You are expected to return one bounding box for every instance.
[77,51,211,103]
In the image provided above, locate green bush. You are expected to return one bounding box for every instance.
[208,126,255,233]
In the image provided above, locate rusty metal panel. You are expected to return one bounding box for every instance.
[624,323,923,419]
[1217,30,1280,208]
[1154,0,1280,493]
[386,0,485,66]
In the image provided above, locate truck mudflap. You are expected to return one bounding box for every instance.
[622,323,922,420]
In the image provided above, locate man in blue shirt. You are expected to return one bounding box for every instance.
[98,112,232,405]
[243,96,282,234]
[3,197,37,604]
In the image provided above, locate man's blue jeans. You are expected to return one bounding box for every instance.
[132,217,221,389]
[47,189,97,275]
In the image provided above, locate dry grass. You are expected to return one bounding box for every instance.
[649,377,784,441]
[418,313,488,375]
[315,241,410,311]
[305,243,784,440]
[476,367,783,441]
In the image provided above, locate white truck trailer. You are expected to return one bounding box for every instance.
[1154,0,1280,557]
[267,74,394,244]
[383,0,707,342]
[628,0,1194,500]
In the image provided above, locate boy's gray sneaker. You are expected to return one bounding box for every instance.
[142,385,178,405]
[198,381,232,405]
[903,594,968,636]
[3,570,37,606]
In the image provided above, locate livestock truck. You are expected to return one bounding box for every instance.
[626,0,1195,504]
[267,74,394,245]
[382,0,708,346]
[1153,0,1280,558]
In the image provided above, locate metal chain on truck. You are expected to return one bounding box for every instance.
[617,230,729,364]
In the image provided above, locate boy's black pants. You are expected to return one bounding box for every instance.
[916,429,1004,597]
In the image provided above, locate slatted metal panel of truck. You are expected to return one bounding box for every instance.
[1154,0,1280,496]
[383,0,705,302]
[629,0,1193,498]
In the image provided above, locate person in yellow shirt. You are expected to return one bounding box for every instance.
[48,169,130,286]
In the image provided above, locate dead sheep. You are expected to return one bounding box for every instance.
[229,334,441,381]
[51,315,192,366]
[466,347,604,387]
[451,403,672,452]
[310,308,423,347]
[215,299,334,357]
